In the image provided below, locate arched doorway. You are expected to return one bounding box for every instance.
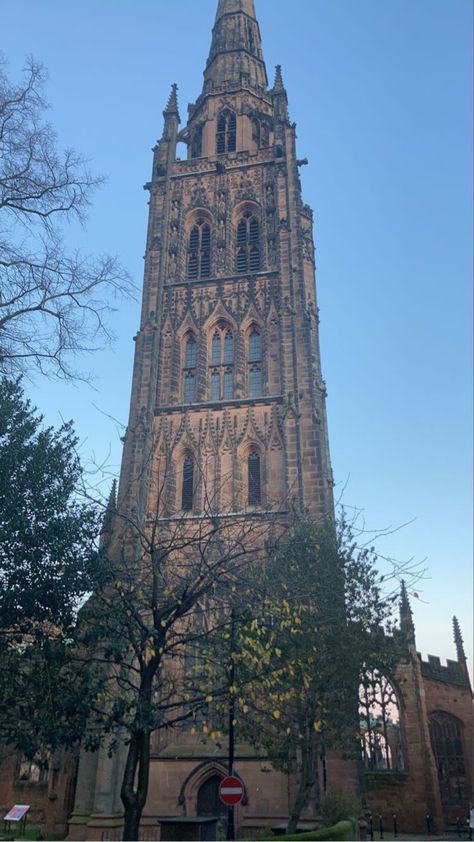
[197,774,227,818]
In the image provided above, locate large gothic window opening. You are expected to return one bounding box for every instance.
[17,752,49,784]
[248,328,263,397]
[247,449,261,505]
[359,669,404,771]
[181,453,194,511]
[188,218,211,280]
[216,109,236,154]
[236,210,260,273]
[209,323,234,401]
[183,334,197,403]
[429,711,467,803]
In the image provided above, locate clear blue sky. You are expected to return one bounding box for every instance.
[3,0,472,669]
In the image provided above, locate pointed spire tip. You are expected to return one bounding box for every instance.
[164,83,179,115]
[273,64,284,91]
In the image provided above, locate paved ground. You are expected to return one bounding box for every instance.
[363,835,468,842]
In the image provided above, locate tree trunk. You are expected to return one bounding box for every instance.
[121,715,152,841]
[121,728,151,841]
[286,744,317,834]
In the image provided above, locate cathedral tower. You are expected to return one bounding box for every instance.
[68,2,338,837]
[116,0,333,526]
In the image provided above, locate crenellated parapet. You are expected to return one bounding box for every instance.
[418,653,471,688]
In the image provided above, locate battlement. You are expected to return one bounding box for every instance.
[418,653,470,688]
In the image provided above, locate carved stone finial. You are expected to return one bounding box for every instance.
[400,579,415,643]
[100,478,117,541]
[164,83,179,117]
[273,64,285,92]
[453,616,467,665]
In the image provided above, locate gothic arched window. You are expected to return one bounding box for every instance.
[359,669,403,771]
[248,328,262,397]
[216,109,236,154]
[209,324,234,401]
[183,335,196,403]
[181,454,194,511]
[188,218,211,280]
[247,449,261,505]
[429,711,467,803]
[236,211,260,274]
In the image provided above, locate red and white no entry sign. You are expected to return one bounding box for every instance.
[219,775,244,806]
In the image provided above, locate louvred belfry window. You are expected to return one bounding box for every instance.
[248,450,261,505]
[248,328,262,397]
[216,109,236,154]
[183,335,196,403]
[236,211,260,274]
[181,454,194,511]
[209,324,234,401]
[188,218,211,280]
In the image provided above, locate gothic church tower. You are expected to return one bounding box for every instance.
[68,2,338,837]
[117,0,333,525]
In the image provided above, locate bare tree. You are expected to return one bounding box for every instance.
[0,56,134,381]
[78,461,277,842]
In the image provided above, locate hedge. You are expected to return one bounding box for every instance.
[261,818,357,841]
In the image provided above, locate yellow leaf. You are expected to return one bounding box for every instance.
[191,726,196,735]
[272,710,281,720]
[275,647,282,658]
[206,695,213,703]
[211,731,221,740]
[313,720,322,732]
[243,704,249,714]
[203,724,208,734]
[286,727,291,735]
[160,619,166,627]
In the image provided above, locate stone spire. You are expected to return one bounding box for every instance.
[152,83,180,178]
[203,0,268,93]
[452,616,469,676]
[273,64,284,92]
[164,83,179,119]
[100,479,117,546]
[400,580,415,644]
[162,83,180,138]
[272,64,289,121]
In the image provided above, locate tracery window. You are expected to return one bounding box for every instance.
[181,454,194,511]
[248,328,262,397]
[429,711,467,803]
[17,752,49,784]
[216,109,236,154]
[209,324,234,401]
[188,218,211,280]
[359,669,403,771]
[236,211,260,273]
[248,449,261,505]
[183,335,196,403]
